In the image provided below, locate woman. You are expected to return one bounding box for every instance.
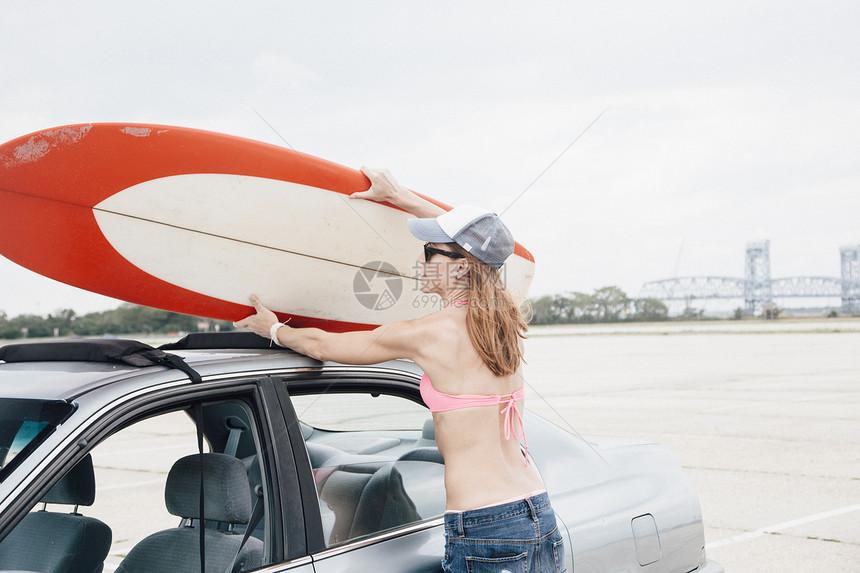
[235,168,565,572]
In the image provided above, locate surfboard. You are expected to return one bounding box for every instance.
[0,123,535,332]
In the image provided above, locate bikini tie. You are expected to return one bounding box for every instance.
[500,395,528,465]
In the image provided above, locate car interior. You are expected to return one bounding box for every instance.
[114,452,263,573]
[0,454,111,573]
[0,398,267,573]
[0,387,446,573]
[296,407,446,547]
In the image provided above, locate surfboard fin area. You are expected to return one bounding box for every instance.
[0,123,535,332]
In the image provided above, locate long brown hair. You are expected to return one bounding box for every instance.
[449,244,529,376]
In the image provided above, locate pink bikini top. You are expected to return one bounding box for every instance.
[420,373,528,463]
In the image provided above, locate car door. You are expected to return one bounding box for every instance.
[274,368,447,573]
[0,375,317,573]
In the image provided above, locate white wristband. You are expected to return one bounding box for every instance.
[269,321,287,347]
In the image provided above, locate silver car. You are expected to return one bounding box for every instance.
[0,332,722,572]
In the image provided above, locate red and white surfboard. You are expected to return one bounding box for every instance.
[0,123,535,332]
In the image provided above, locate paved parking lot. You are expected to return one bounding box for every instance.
[523,322,860,571]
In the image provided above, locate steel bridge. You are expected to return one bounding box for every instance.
[639,242,860,315]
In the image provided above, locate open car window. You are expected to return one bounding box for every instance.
[290,391,446,547]
[293,392,431,432]
[0,397,270,573]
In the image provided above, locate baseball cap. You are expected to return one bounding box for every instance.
[407,205,515,269]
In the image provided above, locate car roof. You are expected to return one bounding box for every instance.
[0,332,421,401]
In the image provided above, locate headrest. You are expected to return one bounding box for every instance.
[42,454,96,506]
[397,447,445,464]
[165,453,251,524]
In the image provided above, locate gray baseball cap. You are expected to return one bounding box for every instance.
[408,205,515,269]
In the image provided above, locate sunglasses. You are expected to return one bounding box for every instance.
[423,243,465,261]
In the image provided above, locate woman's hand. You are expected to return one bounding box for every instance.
[233,295,279,340]
[352,167,406,204]
[352,167,446,218]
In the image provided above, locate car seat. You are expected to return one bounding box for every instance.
[0,454,112,573]
[317,462,420,545]
[115,453,263,573]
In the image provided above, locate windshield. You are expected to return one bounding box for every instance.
[0,399,75,482]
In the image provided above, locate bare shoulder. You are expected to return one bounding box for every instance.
[390,306,467,360]
[412,307,465,341]
[373,309,448,350]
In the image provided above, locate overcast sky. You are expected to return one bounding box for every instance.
[2,1,858,317]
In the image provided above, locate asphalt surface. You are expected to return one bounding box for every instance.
[522,320,860,572]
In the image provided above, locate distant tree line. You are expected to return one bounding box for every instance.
[0,304,234,340]
[1,286,672,339]
[529,286,670,324]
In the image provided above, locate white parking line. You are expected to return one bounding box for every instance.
[706,503,860,549]
[707,391,860,413]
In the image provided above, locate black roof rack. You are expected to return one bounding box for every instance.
[0,331,273,364]
[0,338,202,383]
[0,339,158,365]
[159,331,272,351]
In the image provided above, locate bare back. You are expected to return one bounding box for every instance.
[415,305,544,511]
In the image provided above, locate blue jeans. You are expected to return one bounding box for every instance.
[442,492,567,572]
